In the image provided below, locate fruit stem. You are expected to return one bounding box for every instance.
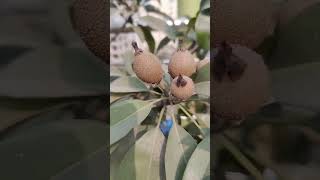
[131,41,143,54]
[213,41,247,82]
[150,90,162,96]
[176,74,187,87]
[156,106,166,128]
[177,39,186,51]
[216,134,264,180]
[178,104,206,137]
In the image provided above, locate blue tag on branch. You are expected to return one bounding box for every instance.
[160,119,173,137]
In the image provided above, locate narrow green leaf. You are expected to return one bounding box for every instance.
[110,66,126,77]
[0,47,107,98]
[269,4,320,69]
[144,5,173,21]
[195,63,210,83]
[182,137,210,180]
[0,99,69,132]
[140,25,156,53]
[132,26,146,42]
[0,119,106,180]
[200,0,210,12]
[165,123,197,180]
[110,100,154,145]
[0,16,53,47]
[195,13,210,33]
[157,37,171,53]
[138,16,176,39]
[49,0,83,45]
[272,62,320,110]
[116,128,166,180]
[121,51,135,76]
[110,76,148,93]
[217,135,264,180]
[51,147,107,180]
[195,81,210,98]
[111,125,154,180]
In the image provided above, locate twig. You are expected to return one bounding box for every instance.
[178,104,206,136]
[217,134,264,180]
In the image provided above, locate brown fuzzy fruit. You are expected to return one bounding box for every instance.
[197,59,210,70]
[70,0,107,62]
[132,42,163,84]
[168,49,196,78]
[212,42,270,123]
[213,0,277,48]
[170,75,195,100]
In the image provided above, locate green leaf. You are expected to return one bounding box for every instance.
[195,63,210,83]
[268,4,320,69]
[195,13,210,33]
[0,99,69,132]
[163,72,172,87]
[116,128,166,180]
[111,125,154,180]
[0,46,31,67]
[0,119,106,180]
[110,100,154,145]
[0,47,107,98]
[195,13,210,50]
[110,76,148,93]
[182,137,210,180]
[140,25,156,53]
[110,66,126,77]
[51,147,107,180]
[272,62,320,110]
[138,16,176,39]
[0,16,53,47]
[195,81,210,98]
[132,26,146,42]
[165,123,197,180]
[110,93,129,104]
[200,0,210,12]
[121,51,135,76]
[157,37,171,53]
[49,0,83,46]
[144,5,173,21]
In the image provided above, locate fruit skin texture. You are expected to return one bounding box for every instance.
[168,49,196,78]
[170,75,195,100]
[213,44,270,122]
[71,0,108,62]
[132,43,163,84]
[213,0,276,48]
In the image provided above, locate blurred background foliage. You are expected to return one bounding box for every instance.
[0,0,107,179]
[212,0,320,180]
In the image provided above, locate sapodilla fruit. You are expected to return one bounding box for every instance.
[170,75,195,100]
[168,48,196,78]
[70,0,108,62]
[212,42,270,122]
[131,41,164,84]
[213,0,277,48]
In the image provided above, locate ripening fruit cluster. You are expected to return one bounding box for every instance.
[131,41,208,101]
